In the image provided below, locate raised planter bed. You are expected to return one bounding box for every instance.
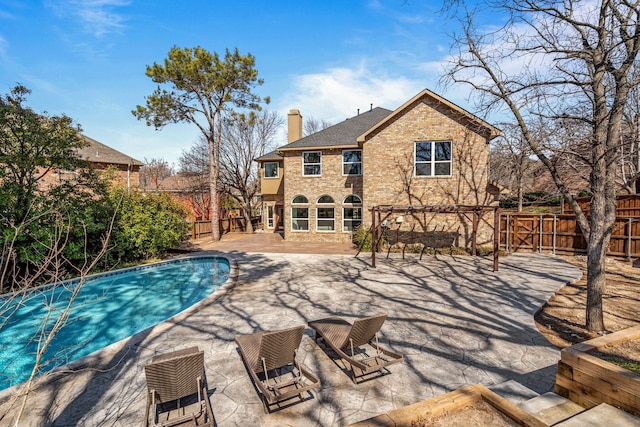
[346,384,545,427]
[555,324,640,416]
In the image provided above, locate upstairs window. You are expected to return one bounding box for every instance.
[264,162,279,178]
[303,151,322,176]
[342,150,362,175]
[415,141,452,176]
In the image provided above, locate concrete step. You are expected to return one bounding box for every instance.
[518,392,585,425]
[554,403,640,427]
[488,380,540,406]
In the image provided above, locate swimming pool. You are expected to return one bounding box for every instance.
[0,256,230,391]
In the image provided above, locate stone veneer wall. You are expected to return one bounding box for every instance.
[283,148,363,243]
[280,97,497,246]
[362,98,495,245]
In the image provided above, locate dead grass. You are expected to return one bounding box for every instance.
[535,256,640,348]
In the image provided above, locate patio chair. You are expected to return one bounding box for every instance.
[308,314,403,383]
[143,346,214,427]
[235,325,320,413]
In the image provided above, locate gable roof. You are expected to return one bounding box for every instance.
[357,88,500,143]
[78,135,144,167]
[277,107,393,152]
[255,150,283,162]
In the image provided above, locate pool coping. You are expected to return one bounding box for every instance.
[0,253,239,404]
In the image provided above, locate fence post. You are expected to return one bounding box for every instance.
[538,214,543,253]
[505,214,510,252]
[553,215,557,255]
[627,217,632,261]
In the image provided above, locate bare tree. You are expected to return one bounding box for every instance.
[303,116,332,136]
[219,110,283,232]
[178,110,283,228]
[178,139,213,220]
[139,157,174,190]
[444,0,640,331]
[620,77,640,193]
[490,123,538,211]
[1,206,114,426]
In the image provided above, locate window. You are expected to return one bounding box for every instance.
[303,151,321,176]
[415,141,452,176]
[342,150,362,175]
[343,195,362,232]
[316,195,335,232]
[317,195,334,204]
[291,195,309,231]
[292,195,308,204]
[264,162,279,178]
[267,205,274,228]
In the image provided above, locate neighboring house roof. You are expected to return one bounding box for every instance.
[153,173,207,192]
[357,88,501,143]
[255,150,283,162]
[277,107,393,152]
[78,135,144,167]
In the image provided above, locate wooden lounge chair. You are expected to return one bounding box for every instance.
[308,314,403,383]
[235,325,320,413]
[143,347,214,427]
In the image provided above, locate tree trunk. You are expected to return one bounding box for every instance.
[585,218,607,332]
[208,139,220,242]
[517,180,523,212]
[243,207,253,233]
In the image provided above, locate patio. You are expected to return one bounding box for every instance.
[0,236,581,426]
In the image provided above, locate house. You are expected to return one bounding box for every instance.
[39,135,144,189]
[255,89,501,246]
[76,135,144,188]
[150,172,212,221]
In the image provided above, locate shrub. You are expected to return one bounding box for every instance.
[353,224,387,252]
[106,188,190,264]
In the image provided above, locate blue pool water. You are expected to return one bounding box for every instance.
[0,256,230,391]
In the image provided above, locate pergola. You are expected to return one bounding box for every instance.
[367,205,501,271]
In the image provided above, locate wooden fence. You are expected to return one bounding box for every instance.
[191,217,261,239]
[500,213,640,258]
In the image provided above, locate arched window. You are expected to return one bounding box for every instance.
[292,195,309,204]
[317,195,334,204]
[343,194,362,232]
[316,195,335,232]
[343,195,362,204]
[291,195,309,231]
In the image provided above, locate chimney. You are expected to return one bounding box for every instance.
[288,109,303,143]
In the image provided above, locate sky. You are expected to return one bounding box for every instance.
[0,0,493,166]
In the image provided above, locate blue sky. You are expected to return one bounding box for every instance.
[0,0,487,166]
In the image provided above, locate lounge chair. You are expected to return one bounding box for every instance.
[235,325,320,413]
[143,347,214,427]
[308,314,403,383]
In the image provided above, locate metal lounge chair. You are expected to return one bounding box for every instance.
[234,325,320,413]
[308,314,403,383]
[143,347,214,427]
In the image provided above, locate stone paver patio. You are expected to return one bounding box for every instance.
[0,247,581,426]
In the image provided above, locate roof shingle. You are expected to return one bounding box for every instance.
[277,107,393,152]
[78,135,144,166]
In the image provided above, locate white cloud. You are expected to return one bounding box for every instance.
[0,35,7,59]
[46,0,129,37]
[278,62,426,124]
